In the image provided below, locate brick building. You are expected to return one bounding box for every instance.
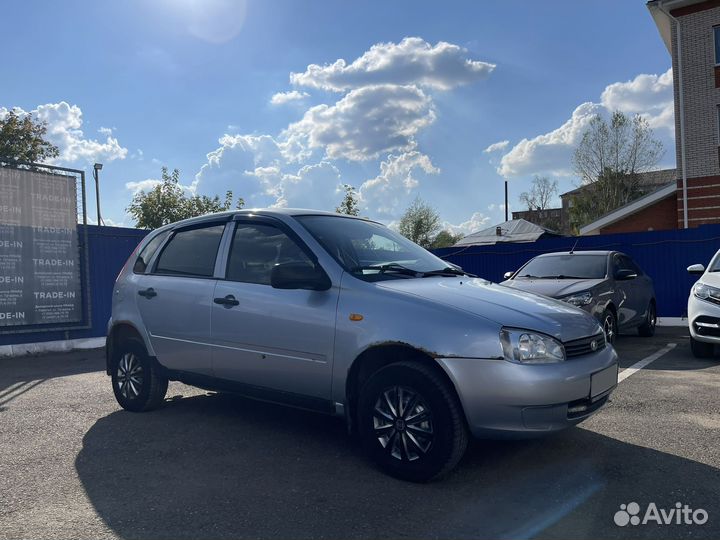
[648,0,720,228]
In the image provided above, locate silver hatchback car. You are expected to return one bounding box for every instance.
[107,209,618,481]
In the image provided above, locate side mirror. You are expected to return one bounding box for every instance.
[687,263,705,275]
[615,269,637,280]
[503,271,514,280]
[270,262,331,291]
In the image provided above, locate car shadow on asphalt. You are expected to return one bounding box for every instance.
[0,348,104,394]
[75,391,720,540]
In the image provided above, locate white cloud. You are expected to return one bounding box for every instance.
[125,179,162,193]
[497,69,674,179]
[1,102,128,165]
[483,140,510,153]
[272,161,342,209]
[498,102,602,178]
[359,151,439,216]
[283,84,435,162]
[442,212,491,236]
[291,37,494,92]
[270,90,309,106]
[600,68,674,132]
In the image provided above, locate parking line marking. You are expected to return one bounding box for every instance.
[618,343,677,383]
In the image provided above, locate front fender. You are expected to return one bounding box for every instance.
[331,276,502,405]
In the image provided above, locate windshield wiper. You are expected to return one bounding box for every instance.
[422,267,475,278]
[352,263,421,276]
[539,275,587,279]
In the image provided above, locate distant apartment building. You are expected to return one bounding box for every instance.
[648,0,720,228]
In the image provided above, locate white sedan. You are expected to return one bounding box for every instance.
[687,250,720,358]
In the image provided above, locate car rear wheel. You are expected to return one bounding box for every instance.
[111,338,168,412]
[690,337,715,359]
[602,309,617,345]
[638,301,656,337]
[358,361,468,482]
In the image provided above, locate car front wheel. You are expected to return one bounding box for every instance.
[111,338,168,412]
[690,337,714,359]
[358,361,468,482]
[602,309,617,345]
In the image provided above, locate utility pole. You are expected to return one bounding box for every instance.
[93,163,103,226]
[504,180,509,221]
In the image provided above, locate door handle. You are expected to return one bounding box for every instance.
[138,287,157,298]
[214,294,239,307]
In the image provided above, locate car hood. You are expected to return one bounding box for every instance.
[376,277,602,342]
[499,278,605,299]
[700,271,720,288]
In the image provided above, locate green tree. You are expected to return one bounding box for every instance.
[0,110,60,164]
[335,183,360,216]
[570,111,664,231]
[430,230,464,249]
[127,167,245,229]
[398,197,442,248]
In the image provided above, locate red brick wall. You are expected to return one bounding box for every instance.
[676,175,720,227]
[600,196,678,234]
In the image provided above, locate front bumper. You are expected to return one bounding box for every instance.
[437,344,618,438]
[688,295,720,344]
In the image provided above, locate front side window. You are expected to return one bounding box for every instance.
[154,224,225,277]
[133,230,169,274]
[226,223,312,285]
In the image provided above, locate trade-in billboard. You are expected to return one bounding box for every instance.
[0,167,83,329]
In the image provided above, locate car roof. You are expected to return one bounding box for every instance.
[155,208,378,231]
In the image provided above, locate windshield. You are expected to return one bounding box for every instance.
[710,251,720,272]
[515,254,607,279]
[296,215,453,280]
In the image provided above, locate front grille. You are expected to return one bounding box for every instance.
[564,333,606,358]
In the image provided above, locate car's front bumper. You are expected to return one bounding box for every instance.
[688,295,720,344]
[437,344,618,438]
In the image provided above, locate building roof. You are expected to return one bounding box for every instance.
[454,219,557,247]
[560,168,676,199]
[647,0,707,52]
[578,182,677,235]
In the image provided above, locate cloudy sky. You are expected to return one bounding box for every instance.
[0,0,674,232]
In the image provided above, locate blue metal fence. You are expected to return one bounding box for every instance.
[1,225,148,346]
[3,222,719,347]
[433,223,720,318]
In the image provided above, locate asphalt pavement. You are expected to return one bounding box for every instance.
[0,327,718,540]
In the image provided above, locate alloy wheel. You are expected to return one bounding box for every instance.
[373,386,433,461]
[603,314,616,343]
[116,353,144,400]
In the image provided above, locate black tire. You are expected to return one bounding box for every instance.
[602,309,617,345]
[111,338,168,412]
[638,301,656,337]
[690,337,714,359]
[358,361,468,482]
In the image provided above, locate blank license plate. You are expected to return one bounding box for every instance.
[591,365,618,399]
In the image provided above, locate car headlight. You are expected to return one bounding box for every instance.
[500,328,566,364]
[693,282,720,305]
[561,290,593,306]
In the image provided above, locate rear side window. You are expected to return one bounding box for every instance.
[154,224,225,277]
[226,223,312,285]
[133,231,170,274]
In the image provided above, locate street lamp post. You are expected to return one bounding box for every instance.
[93,163,103,226]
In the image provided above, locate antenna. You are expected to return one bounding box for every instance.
[569,237,580,254]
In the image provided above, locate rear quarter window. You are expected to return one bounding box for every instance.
[133,231,170,274]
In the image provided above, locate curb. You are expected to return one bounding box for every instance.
[0,337,105,358]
